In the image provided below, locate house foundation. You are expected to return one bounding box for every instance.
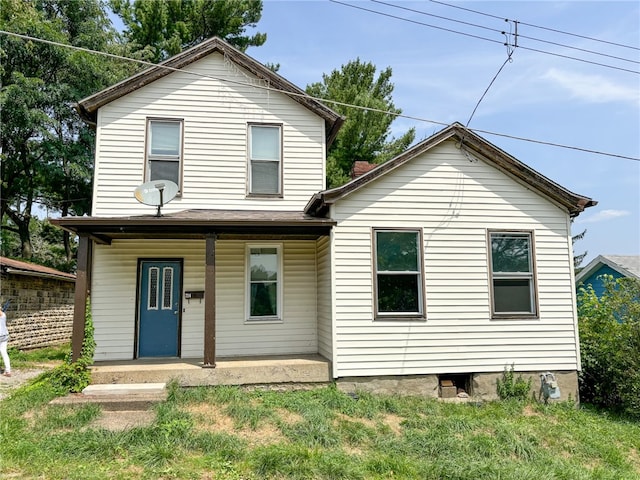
[336,370,579,403]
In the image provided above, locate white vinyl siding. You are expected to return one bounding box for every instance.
[330,140,578,378]
[91,239,318,361]
[316,236,332,359]
[91,52,326,216]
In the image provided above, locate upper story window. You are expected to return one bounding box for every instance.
[246,245,282,322]
[147,119,183,190]
[374,229,425,319]
[248,124,282,196]
[488,231,538,317]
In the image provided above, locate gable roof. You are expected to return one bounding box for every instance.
[76,37,344,145]
[576,254,640,283]
[305,122,597,217]
[0,256,75,281]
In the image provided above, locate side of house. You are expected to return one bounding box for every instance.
[576,255,640,297]
[306,125,596,399]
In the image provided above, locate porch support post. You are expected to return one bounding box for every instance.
[203,233,216,367]
[71,234,91,362]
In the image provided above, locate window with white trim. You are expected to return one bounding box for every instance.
[248,124,281,195]
[374,229,424,318]
[489,231,537,316]
[147,119,182,189]
[246,245,282,321]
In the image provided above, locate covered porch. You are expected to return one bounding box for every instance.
[51,210,335,374]
[89,354,332,387]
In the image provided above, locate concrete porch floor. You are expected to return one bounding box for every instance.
[89,354,332,387]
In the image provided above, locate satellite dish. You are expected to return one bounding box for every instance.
[134,180,179,217]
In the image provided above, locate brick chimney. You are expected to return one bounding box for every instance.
[351,160,377,179]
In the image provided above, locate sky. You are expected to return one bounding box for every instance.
[238,0,640,265]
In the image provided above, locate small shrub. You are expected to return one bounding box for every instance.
[578,276,640,418]
[49,299,95,394]
[496,364,532,401]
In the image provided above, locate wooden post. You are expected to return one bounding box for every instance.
[203,234,216,367]
[71,235,91,362]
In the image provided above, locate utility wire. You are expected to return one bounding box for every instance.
[329,0,503,46]
[372,0,639,65]
[330,0,639,75]
[1,30,638,162]
[428,0,640,52]
[466,55,513,128]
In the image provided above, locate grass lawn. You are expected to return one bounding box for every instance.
[1,348,639,479]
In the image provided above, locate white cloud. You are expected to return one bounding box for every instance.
[542,69,640,104]
[578,209,631,224]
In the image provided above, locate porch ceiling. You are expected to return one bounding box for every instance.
[51,209,336,244]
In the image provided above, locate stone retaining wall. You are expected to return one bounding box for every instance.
[1,273,74,350]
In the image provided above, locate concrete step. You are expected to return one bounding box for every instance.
[50,383,167,411]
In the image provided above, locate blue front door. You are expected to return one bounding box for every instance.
[138,260,181,357]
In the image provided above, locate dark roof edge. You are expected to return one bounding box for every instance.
[76,37,344,145]
[305,122,597,217]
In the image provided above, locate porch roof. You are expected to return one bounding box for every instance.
[51,209,336,245]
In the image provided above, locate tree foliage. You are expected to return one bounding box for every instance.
[0,0,133,261]
[577,275,640,418]
[111,0,266,62]
[306,58,415,188]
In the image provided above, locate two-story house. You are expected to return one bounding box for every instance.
[53,37,596,400]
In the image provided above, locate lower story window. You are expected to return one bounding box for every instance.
[247,245,281,320]
[374,229,424,318]
[489,231,537,316]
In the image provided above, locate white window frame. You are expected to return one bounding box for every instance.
[373,228,425,319]
[248,124,282,196]
[245,244,283,323]
[488,230,538,318]
[146,118,183,192]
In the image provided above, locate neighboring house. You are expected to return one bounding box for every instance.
[576,255,640,297]
[0,256,75,349]
[52,37,597,400]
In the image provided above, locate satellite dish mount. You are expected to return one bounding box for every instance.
[134,180,179,217]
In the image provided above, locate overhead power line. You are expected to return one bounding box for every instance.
[428,0,640,52]
[1,30,638,163]
[372,0,639,66]
[329,0,639,75]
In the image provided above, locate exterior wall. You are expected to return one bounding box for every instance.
[92,52,326,217]
[316,236,332,359]
[91,239,319,361]
[0,273,74,349]
[331,139,578,378]
[576,265,623,298]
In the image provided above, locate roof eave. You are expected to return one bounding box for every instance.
[306,123,597,218]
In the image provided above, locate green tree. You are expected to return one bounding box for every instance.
[111,0,266,62]
[577,275,640,417]
[0,0,132,261]
[306,58,415,188]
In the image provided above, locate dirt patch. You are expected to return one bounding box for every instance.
[187,402,288,446]
[0,368,48,401]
